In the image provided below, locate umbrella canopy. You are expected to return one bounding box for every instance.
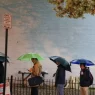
[0,52,9,63]
[18,53,44,61]
[70,59,95,66]
[49,56,71,72]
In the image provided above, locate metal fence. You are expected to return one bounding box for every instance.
[7,76,95,95]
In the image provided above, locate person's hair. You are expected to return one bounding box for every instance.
[80,63,86,67]
[31,58,38,61]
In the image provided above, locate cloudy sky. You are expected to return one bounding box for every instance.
[0,0,95,80]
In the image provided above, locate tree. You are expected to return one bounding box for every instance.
[48,0,95,18]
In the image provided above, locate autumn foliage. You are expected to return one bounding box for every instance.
[48,0,95,18]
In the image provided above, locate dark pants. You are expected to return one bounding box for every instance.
[0,75,4,83]
[31,87,38,95]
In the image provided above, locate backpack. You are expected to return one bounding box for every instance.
[89,71,93,86]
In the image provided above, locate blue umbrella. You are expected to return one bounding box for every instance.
[70,59,95,66]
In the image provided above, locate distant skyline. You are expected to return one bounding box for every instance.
[0,0,95,80]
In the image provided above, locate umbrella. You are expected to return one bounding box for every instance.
[0,52,9,62]
[70,59,95,66]
[18,53,44,61]
[49,56,71,72]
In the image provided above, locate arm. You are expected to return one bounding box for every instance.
[23,68,33,80]
[53,73,56,77]
[84,69,90,81]
[28,68,33,73]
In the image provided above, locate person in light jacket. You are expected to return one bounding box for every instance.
[29,58,42,95]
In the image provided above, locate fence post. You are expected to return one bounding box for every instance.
[10,75,13,95]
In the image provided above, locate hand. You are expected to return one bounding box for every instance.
[28,68,32,72]
[27,69,30,72]
[53,73,56,77]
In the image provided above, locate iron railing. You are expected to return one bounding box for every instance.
[7,76,95,95]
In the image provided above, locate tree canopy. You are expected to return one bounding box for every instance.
[48,0,95,18]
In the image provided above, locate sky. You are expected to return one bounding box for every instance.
[0,0,95,80]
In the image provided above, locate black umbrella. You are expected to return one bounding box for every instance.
[49,56,71,72]
[0,52,9,62]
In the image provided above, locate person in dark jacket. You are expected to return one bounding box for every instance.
[80,63,90,95]
[54,61,65,95]
[0,61,4,83]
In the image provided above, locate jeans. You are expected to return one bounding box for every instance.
[57,84,64,95]
[31,87,38,95]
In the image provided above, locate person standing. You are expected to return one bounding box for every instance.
[80,63,90,95]
[54,61,65,95]
[0,61,4,83]
[29,58,42,95]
